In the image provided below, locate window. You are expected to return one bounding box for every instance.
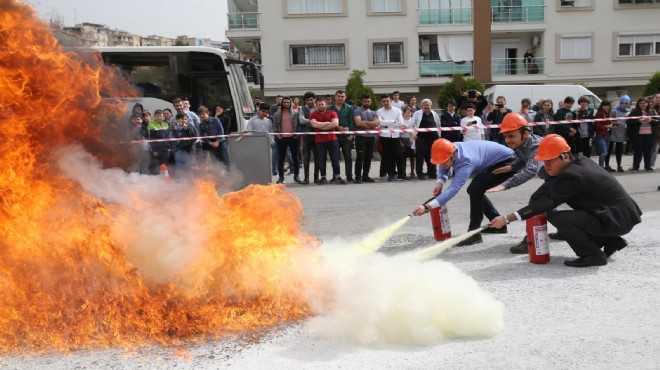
[371,0,402,12]
[560,0,591,7]
[618,0,660,4]
[373,42,404,64]
[288,0,342,14]
[618,34,660,57]
[289,44,345,66]
[559,35,592,60]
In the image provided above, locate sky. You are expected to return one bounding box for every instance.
[24,0,229,41]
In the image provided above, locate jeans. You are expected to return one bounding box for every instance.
[315,140,340,178]
[354,135,375,179]
[594,133,609,167]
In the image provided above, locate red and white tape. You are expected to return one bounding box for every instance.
[131,115,659,144]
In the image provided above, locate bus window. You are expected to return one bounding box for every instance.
[103,53,191,98]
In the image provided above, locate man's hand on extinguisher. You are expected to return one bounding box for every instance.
[433,182,443,196]
[412,204,430,217]
[489,215,507,229]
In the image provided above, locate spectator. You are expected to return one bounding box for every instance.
[628,97,658,171]
[460,104,485,141]
[353,94,379,184]
[594,101,614,171]
[198,106,229,168]
[487,96,511,144]
[377,95,409,181]
[401,105,416,179]
[408,96,420,112]
[441,99,463,143]
[214,105,231,134]
[574,95,595,157]
[328,89,356,182]
[412,98,442,180]
[128,113,150,174]
[310,97,344,184]
[458,89,488,115]
[273,97,301,184]
[247,103,275,174]
[607,96,630,172]
[532,99,554,136]
[147,109,171,175]
[652,93,660,170]
[552,96,577,151]
[391,91,405,110]
[523,49,535,74]
[518,98,536,123]
[171,112,195,174]
[269,95,283,117]
[481,101,494,141]
[298,92,319,185]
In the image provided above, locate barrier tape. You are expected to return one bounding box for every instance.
[131,115,659,144]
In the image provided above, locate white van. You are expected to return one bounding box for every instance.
[483,85,602,112]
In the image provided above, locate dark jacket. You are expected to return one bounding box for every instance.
[517,155,642,235]
[440,111,462,142]
[552,108,578,139]
[198,117,225,144]
[627,108,659,136]
[575,107,595,137]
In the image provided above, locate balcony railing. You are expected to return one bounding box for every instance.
[419,60,473,77]
[228,12,260,30]
[491,4,544,23]
[491,57,545,76]
[418,7,472,25]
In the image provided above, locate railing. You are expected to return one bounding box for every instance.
[491,57,545,76]
[418,7,472,25]
[491,4,544,23]
[419,60,473,77]
[228,12,260,30]
[244,64,262,83]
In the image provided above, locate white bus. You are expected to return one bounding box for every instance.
[96,46,261,132]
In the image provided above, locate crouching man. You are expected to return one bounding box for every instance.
[488,134,642,267]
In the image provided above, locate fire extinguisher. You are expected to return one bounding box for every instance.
[526,214,550,264]
[429,195,451,241]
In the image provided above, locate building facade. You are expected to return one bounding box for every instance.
[226,0,660,101]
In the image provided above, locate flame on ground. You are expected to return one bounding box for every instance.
[0,0,317,353]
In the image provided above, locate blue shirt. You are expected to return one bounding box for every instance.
[430,141,514,208]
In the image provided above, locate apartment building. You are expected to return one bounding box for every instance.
[226,0,660,101]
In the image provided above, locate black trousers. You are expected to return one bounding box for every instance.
[277,136,299,177]
[576,137,592,158]
[548,209,627,257]
[380,137,404,178]
[301,135,318,181]
[354,135,375,179]
[466,159,515,230]
[415,135,438,178]
[605,141,624,168]
[338,135,354,180]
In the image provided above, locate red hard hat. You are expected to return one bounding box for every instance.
[535,134,571,160]
[431,138,457,164]
[499,113,529,133]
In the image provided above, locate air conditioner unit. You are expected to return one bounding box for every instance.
[421,39,430,54]
[531,36,541,47]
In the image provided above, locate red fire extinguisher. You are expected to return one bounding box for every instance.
[430,203,451,241]
[526,214,550,264]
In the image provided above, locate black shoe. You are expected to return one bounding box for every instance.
[334,177,346,184]
[397,175,412,181]
[362,176,375,183]
[564,252,607,267]
[387,176,395,182]
[347,177,355,183]
[482,225,508,234]
[456,233,483,247]
[318,177,327,185]
[604,238,628,258]
[548,232,564,240]
[354,178,362,184]
[604,166,616,173]
[617,167,624,173]
[276,177,284,184]
[294,176,302,183]
[510,237,529,254]
[417,174,427,180]
[301,178,309,185]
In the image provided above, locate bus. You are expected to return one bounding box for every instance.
[96,46,261,132]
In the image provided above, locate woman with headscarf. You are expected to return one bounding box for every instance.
[607,95,630,172]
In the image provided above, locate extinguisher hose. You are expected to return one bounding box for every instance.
[408,196,439,217]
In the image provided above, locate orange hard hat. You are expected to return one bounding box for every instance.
[431,138,457,164]
[535,134,571,161]
[499,113,529,133]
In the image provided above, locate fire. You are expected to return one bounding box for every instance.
[0,0,316,353]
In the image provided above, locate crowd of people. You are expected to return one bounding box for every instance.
[248,90,659,185]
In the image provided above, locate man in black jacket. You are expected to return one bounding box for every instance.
[489,134,642,267]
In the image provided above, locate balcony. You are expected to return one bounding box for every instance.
[420,60,473,77]
[491,57,545,76]
[418,7,472,25]
[491,1,544,23]
[228,12,260,30]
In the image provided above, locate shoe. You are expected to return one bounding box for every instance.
[301,178,309,185]
[510,237,529,254]
[362,176,375,183]
[482,225,507,234]
[347,177,355,183]
[456,233,483,247]
[604,238,628,258]
[548,232,564,240]
[334,177,346,184]
[387,176,395,182]
[329,177,337,184]
[287,170,294,176]
[272,171,278,176]
[617,167,624,173]
[604,166,615,173]
[294,176,302,183]
[318,177,327,185]
[630,168,639,172]
[397,175,412,181]
[564,252,607,267]
[417,174,427,180]
[314,177,320,184]
[410,173,417,179]
[355,178,362,184]
[276,177,284,184]
[645,168,654,172]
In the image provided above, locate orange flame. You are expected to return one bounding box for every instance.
[0,0,317,353]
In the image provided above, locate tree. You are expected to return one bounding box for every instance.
[643,71,660,97]
[345,70,377,109]
[437,74,485,109]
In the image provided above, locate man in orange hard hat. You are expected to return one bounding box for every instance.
[485,113,544,253]
[411,137,516,246]
[489,134,642,267]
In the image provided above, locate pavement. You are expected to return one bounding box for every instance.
[2,155,659,370]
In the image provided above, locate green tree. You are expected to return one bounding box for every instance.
[643,71,660,97]
[437,74,485,109]
[345,70,377,109]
